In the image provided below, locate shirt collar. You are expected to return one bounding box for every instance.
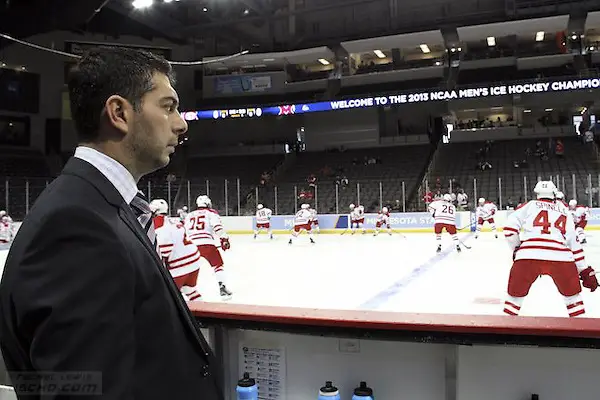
[74,146,138,204]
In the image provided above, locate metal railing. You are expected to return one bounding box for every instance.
[1,173,598,220]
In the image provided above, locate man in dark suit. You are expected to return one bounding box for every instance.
[0,47,223,399]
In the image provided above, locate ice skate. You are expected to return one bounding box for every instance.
[288,239,293,245]
[310,238,315,244]
[456,245,461,252]
[219,283,232,300]
[436,245,442,253]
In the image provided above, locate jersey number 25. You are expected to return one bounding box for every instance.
[189,216,206,231]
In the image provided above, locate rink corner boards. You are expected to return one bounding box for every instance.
[190,303,600,349]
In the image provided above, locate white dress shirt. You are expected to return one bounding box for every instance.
[74,146,138,204]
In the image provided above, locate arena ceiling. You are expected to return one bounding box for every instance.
[2,0,600,55]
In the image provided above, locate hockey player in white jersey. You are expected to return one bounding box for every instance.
[428,194,461,253]
[349,204,366,234]
[289,204,315,245]
[555,191,568,208]
[177,205,188,222]
[475,197,498,238]
[150,199,202,302]
[568,199,590,244]
[0,210,14,244]
[374,207,392,236]
[502,181,598,317]
[254,204,273,239]
[184,195,233,300]
[309,205,320,234]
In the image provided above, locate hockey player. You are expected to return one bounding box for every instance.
[254,203,273,239]
[502,181,598,317]
[428,194,461,253]
[475,197,498,238]
[568,199,590,244]
[555,191,568,208]
[150,199,202,302]
[184,195,233,300]
[374,207,392,236]
[0,210,14,244]
[289,204,315,245]
[177,205,188,222]
[349,203,366,234]
[308,205,320,234]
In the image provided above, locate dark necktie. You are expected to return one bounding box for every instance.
[130,191,157,249]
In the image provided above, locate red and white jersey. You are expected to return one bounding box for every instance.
[184,208,228,246]
[153,215,201,278]
[376,210,390,225]
[309,208,318,222]
[428,200,456,225]
[569,205,589,227]
[476,202,497,221]
[294,209,312,226]
[350,206,365,221]
[503,200,586,270]
[256,208,273,224]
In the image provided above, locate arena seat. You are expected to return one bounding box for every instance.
[258,145,434,216]
[424,136,599,210]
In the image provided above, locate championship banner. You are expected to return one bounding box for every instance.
[185,77,600,120]
[214,75,272,95]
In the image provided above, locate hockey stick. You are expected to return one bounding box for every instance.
[459,240,472,249]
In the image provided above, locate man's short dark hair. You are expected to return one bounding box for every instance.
[67,47,175,142]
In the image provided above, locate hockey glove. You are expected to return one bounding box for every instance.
[580,266,599,292]
[220,237,231,251]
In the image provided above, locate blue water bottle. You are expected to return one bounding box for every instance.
[236,372,258,400]
[352,381,374,400]
[318,381,340,400]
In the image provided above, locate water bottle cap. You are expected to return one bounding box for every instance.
[353,381,373,396]
[238,372,256,387]
[319,381,339,394]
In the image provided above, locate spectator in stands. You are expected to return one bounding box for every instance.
[506,198,516,210]
[555,139,564,158]
[423,190,433,207]
[307,174,317,188]
[457,189,468,211]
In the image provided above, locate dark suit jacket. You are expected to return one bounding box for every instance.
[0,157,224,399]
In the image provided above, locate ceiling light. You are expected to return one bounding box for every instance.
[263,58,275,62]
[318,58,330,65]
[373,50,385,58]
[590,46,595,51]
[164,0,173,2]
[420,44,431,53]
[545,108,553,112]
[203,7,208,12]
[20,66,26,70]
[524,109,532,113]
[132,0,152,9]
[572,34,578,40]
[535,31,544,41]
[243,9,249,15]
[487,36,496,46]
[0,62,5,67]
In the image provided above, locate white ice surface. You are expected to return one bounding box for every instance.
[1,231,599,318]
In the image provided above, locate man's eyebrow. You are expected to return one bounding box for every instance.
[160,96,179,105]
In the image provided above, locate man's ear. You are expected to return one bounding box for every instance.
[104,95,133,135]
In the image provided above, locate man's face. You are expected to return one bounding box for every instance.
[128,73,188,175]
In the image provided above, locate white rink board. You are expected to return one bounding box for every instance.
[2,230,600,317]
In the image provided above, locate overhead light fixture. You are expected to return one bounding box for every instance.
[435,61,442,66]
[203,7,208,12]
[318,58,330,65]
[164,0,173,2]
[590,46,595,51]
[571,34,578,40]
[420,44,431,53]
[491,106,503,110]
[373,50,385,58]
[545,108,553,112]
[524,109,532,113]
[487,36,496,46]
[243,9,249,15]
[20,66,26,70]
[535,31,544,41]
[132,0,153,9]
[263,58,275,62]
[0,62,5,67]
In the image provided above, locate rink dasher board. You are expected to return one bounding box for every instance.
[6,208,600,235]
